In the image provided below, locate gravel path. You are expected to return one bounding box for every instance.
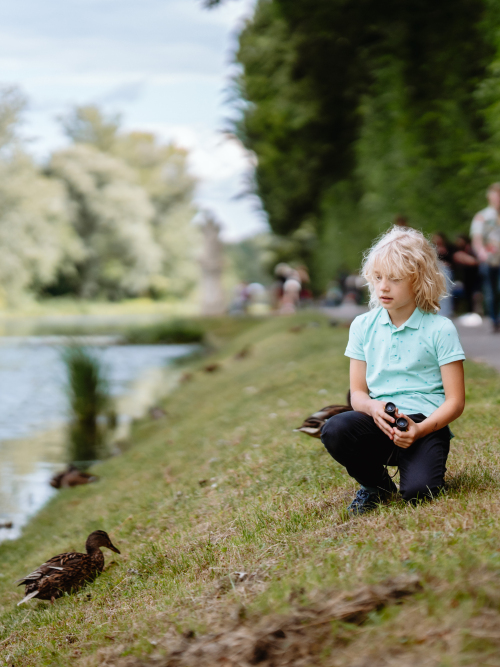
[454,320,500,372]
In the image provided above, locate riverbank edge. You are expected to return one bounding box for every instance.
[0,312,500,666]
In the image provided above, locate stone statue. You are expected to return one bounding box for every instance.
[199,213,225,315]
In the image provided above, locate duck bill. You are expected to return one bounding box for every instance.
[109,543,121,554]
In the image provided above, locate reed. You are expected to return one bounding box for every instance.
[62,346,112,467]
[124,318,205,345]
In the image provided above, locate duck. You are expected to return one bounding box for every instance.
[234,345,252,360]
[294,391,352,438]
[50,465,98,489]
[16,530,120,605]
[204,363,221,373]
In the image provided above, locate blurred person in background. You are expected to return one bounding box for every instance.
[323,280,343,306]
[280,271,302,314]
[280,281,301,313]
[343,274,366,305]
[452,234,480,314]
[296,265,312,302]
[246,282,268,315]
[432,233,454,318]
[471,183,500,332]
[228,282,250,315]
[272,262,292,309]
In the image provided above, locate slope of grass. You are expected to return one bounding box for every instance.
[1,313,500,665]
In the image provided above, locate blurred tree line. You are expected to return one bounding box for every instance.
[0,91,198,305]
[211,0,500,291]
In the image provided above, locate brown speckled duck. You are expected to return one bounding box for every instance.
[16,530,120,605]
[50,465,98,489]
[294,391,352,438]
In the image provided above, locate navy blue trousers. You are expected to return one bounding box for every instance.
[320,411,450,502]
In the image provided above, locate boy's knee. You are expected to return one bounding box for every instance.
[320,413,351,459]
[400,484,442,504]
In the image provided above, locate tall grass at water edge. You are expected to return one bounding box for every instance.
[62,346,113,466]
[124,319,205,345]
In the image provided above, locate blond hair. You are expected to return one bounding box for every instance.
[362,227,447,313]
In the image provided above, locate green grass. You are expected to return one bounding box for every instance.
[1,313,500,665]
[124,319,206,345]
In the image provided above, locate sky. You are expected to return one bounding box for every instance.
[0,0,266,241]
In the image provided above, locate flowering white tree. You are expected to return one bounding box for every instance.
[62,106,200,298]
[0,100,200,303]
[114,131,199,298]
[0,87,80,305]
[49,144,162,299]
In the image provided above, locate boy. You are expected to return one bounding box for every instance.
[321,227,466,514]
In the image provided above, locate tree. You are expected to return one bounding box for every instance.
[0,86,26,152]
[231,0,500,287]
[60,105,121,153]
[113,132,199,298]
[58,107,200,299]
[0,87,80,305]
[48,144,162,299]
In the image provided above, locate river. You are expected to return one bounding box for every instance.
[0,336,192,541]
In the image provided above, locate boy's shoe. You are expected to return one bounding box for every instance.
[347,480,397,516]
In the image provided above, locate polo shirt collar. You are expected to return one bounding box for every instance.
[380,307,424,330]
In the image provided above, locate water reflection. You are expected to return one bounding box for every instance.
[0,337,192,540]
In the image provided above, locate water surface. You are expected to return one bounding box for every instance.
[0,337,191,540]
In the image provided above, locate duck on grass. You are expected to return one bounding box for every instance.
[16,530,120,605]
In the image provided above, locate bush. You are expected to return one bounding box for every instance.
[124,319,205,345]
[62,346,112,466]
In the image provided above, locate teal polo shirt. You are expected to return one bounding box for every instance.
[345,307,465,417]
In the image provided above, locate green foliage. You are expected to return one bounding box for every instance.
[53,109,200,300]
[234,0,500,288]
[225,233,275,285]
[125,319,205,345]
[62,346,111,465]
[0,85,26,151]
[48,144,161,300]
[0,87,81,306]
[113,131,199,298]
[60,105,121,152]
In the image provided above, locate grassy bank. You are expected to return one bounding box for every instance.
[1,313,500,665]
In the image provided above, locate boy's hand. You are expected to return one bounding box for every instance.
[392,415,421,448]
[369,400,397,439]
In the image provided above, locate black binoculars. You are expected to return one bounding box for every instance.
[384,402,408,432]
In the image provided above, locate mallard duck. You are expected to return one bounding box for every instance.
[16,530,120,605]
[50,465,98,489]
[289,324,306,333]
[204,363,221,373]
[294,391,352,438]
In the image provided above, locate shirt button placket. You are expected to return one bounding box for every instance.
[390,332,399,362]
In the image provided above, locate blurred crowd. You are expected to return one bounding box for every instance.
[229,263,312,315]
[418,182,500,333]
[228,183,500,332]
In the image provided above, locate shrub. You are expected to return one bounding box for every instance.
[124,319,205,345]
[62,346,112,466]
